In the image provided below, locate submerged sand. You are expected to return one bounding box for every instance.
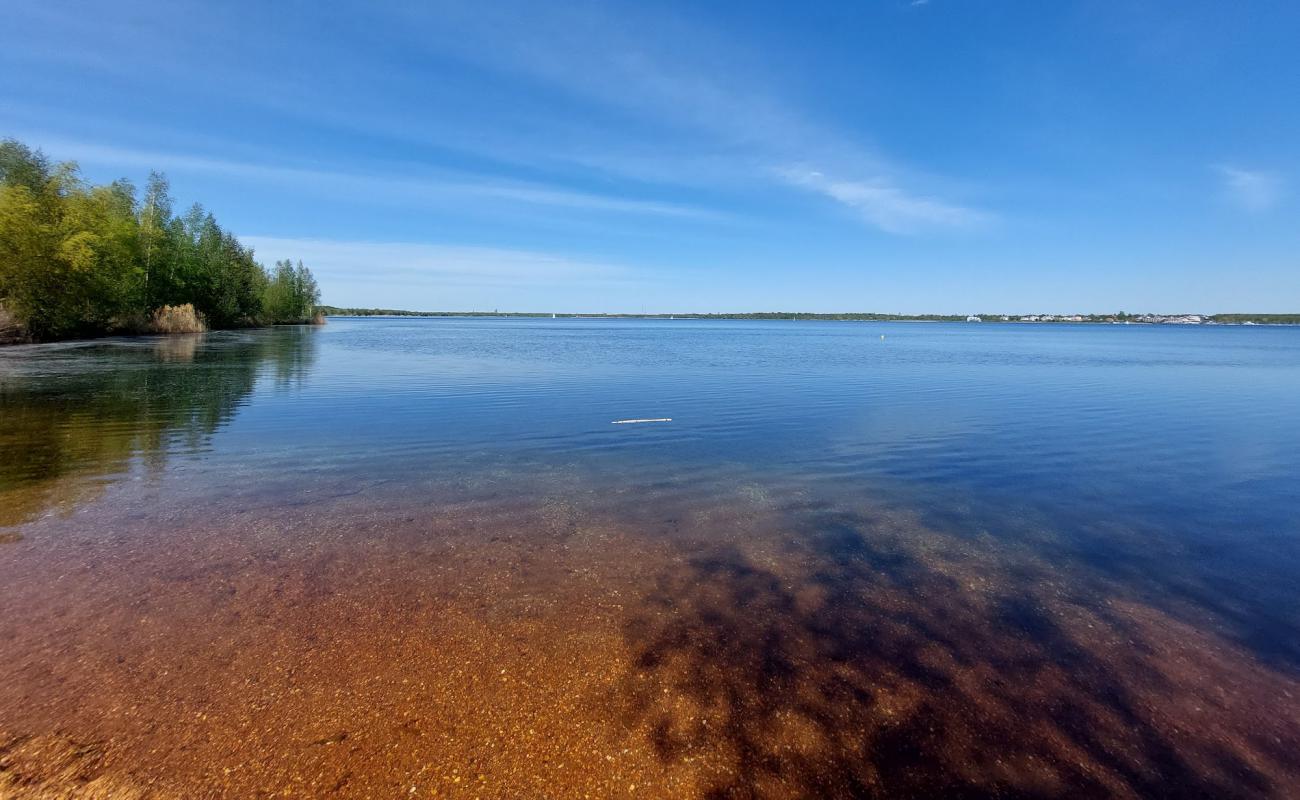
[1,478,1298,799]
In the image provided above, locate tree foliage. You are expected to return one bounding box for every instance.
[0,138,321,341]
[263,259,321,324]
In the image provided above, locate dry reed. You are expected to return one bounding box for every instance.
[148,304,207,334]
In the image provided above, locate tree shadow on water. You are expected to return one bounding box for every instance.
[615,509,1297,799]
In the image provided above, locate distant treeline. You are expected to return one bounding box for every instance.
[320,307,1299,324]
[0,138,321,343]
[320,308,979,321]
[1211,314,1300,325]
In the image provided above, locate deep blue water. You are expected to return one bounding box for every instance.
[5,318,1294,595]
[200,318,1299,538]
[4,316,1299,567]
[5,318,1298,655]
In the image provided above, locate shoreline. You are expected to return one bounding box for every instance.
[6,315,1294,348]
[5,314,1294,350]
[321,314,1298,327]
[0,319,325,348]
[319,309,1300,325]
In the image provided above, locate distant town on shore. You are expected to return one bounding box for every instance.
[320,307,1299,326]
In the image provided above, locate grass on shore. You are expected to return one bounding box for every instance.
[147,304,207,335]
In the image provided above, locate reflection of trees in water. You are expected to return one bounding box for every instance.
[0,327,318,526]
[616,504,1300,799]
[259,328,318,390]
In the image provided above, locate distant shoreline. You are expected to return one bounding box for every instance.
[319,307,1300,326]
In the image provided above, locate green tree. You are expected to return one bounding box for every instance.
[262,259,320,323]
[1,137,322,341]
[0,139,52,193]
[138,171,172,307]
[0,147,136,338]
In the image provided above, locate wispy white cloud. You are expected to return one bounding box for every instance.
[9,3,990,236]
[1215,165,1284,212]
[387,2,989,234]
[777,168,988,234]
[239,236,637,289]
[19,136,719,221]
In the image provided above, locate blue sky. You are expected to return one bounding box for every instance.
[2,0,1297,313]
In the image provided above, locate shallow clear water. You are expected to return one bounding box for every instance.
[2,318,1299,797]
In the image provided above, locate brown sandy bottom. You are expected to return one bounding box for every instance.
[1,477,1298,799]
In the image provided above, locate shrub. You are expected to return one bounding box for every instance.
[148,303,207,334]
[0,302,28,343]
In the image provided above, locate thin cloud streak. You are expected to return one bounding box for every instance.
[239,236,640,288]
[1215,165,1284,212]
[395,2,989,234]
[778,168,988,234]
[22,136,720,221]
[7,3,989,235]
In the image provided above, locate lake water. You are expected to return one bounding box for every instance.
[2,318,1298,797]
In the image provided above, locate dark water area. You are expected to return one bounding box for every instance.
[1,318,1298,798]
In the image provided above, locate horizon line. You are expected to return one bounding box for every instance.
[317,307,1299,320]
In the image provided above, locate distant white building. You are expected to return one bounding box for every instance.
[966,315,982,322]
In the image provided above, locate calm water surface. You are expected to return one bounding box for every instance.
[2,318,1298,797]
